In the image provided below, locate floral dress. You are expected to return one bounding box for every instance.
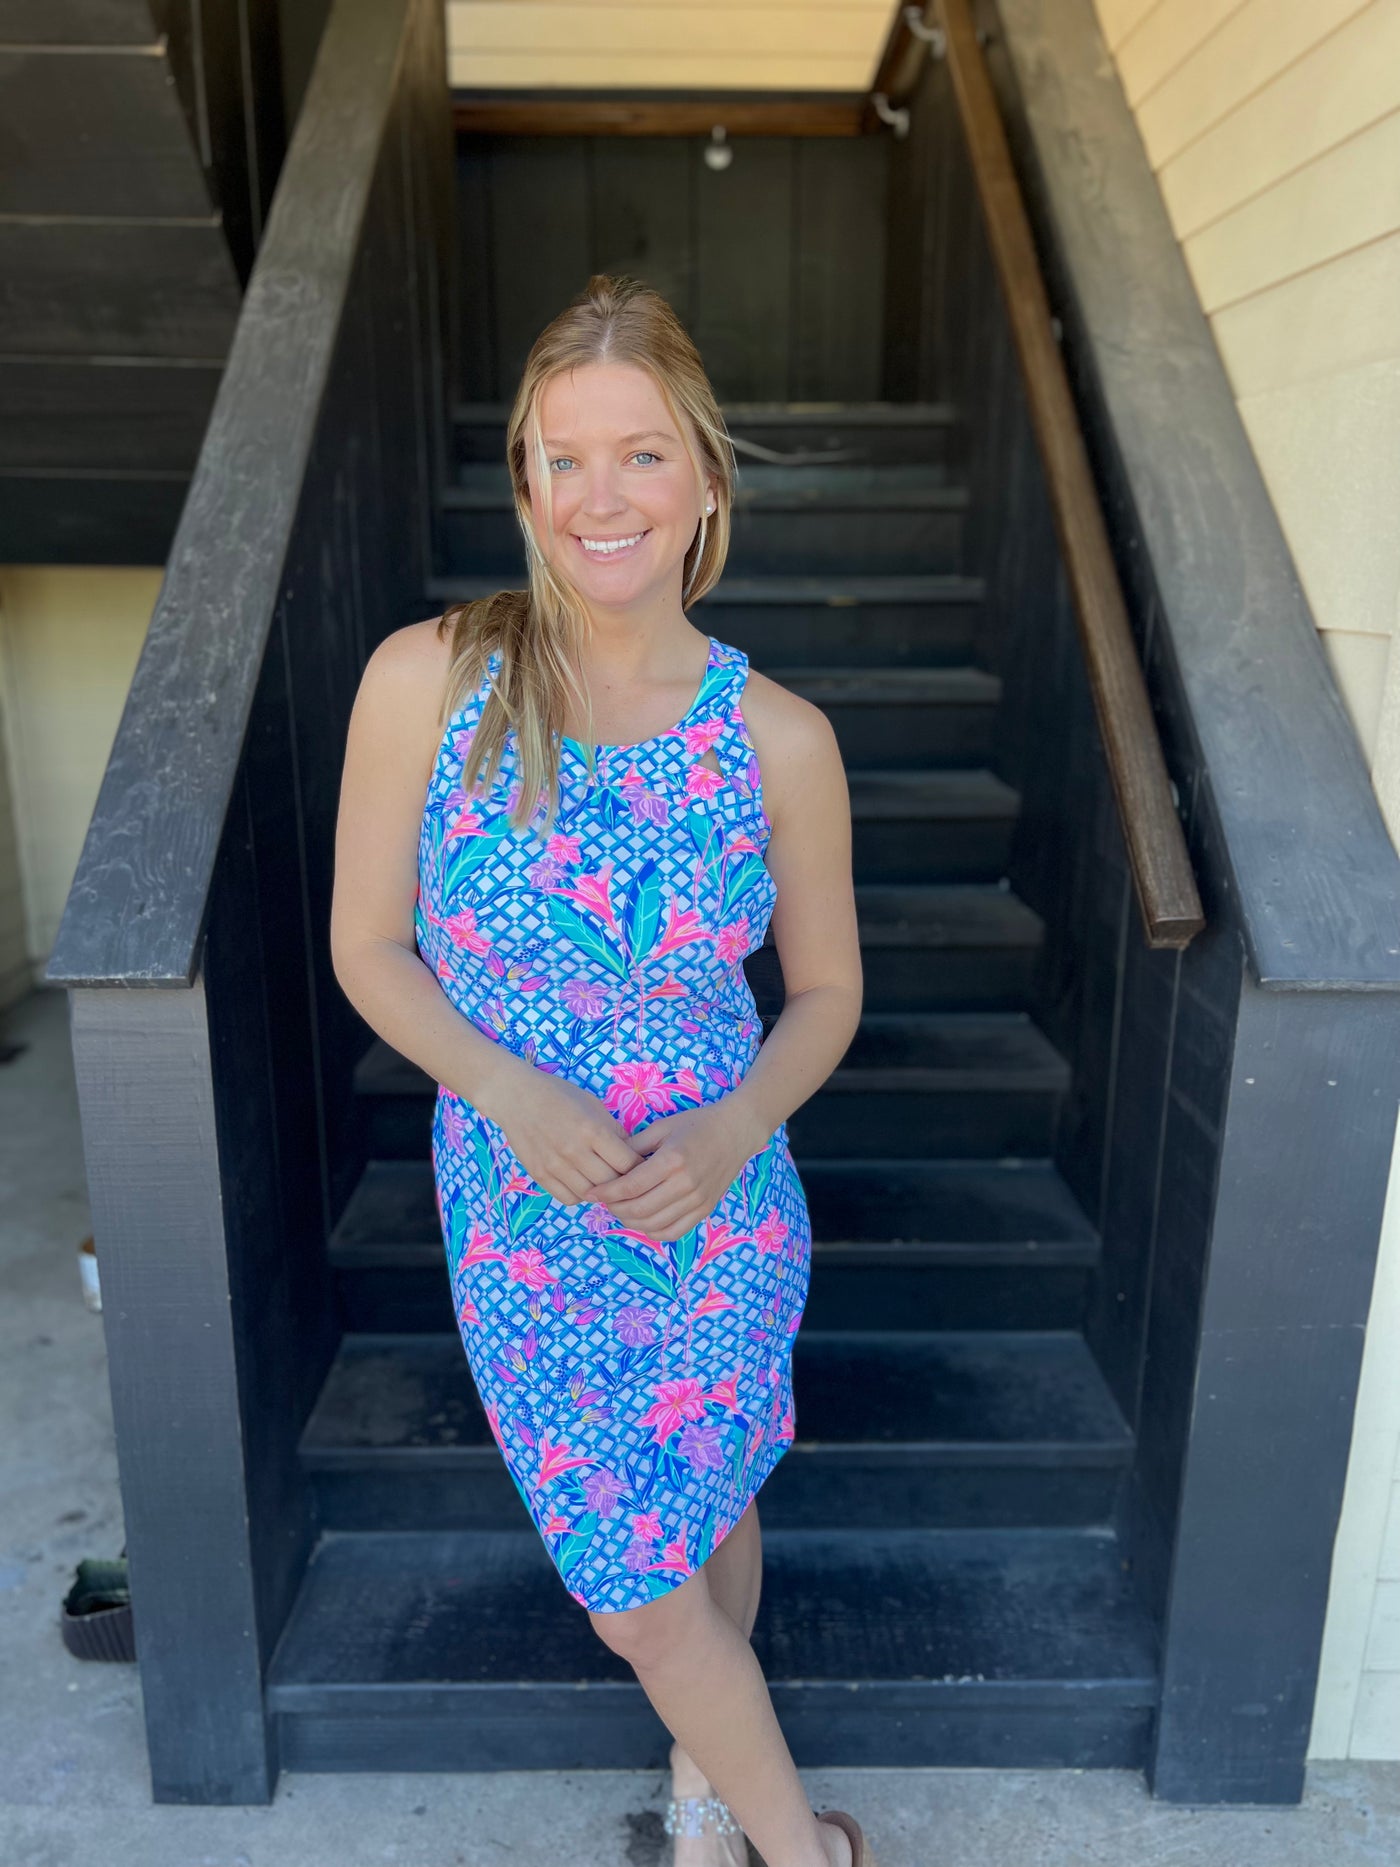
[415,634,812,1612]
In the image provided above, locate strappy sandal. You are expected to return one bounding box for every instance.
[662,1791,745,1860]
[817,1806,877,1867]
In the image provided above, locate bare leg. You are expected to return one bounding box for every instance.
[668,1502,764,1862]
[589,1551,851,1867]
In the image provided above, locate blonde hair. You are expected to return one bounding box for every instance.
[434,273,735,830]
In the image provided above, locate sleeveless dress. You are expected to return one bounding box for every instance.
[415,635,813,1612]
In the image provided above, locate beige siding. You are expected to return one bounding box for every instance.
[0,691,26,1010]
[1092,0,1400,1765]
[446,0,894,91]
[0,569,160,980]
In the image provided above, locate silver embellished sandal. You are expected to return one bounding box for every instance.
[662,1792,743,1843]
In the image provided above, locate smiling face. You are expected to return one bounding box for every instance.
[522,361,717,623]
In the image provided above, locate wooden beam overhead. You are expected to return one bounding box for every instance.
[452,91,869,136]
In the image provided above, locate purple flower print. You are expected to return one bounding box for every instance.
[582,1467,627,1518]
[528,857,563,888]
[623,1539,653,1572]
[676,1421,726,1472]
[563,977,610,1018]
[614,1303,658,1346]
[584,1203,614,1236]
[624,785,669,828]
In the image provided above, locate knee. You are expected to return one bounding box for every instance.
[588,1578,704,1672]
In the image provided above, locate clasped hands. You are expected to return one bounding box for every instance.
[482,1058,765,1243]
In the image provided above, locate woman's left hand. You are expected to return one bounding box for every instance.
[588,1099,766,1243]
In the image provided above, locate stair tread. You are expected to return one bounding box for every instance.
[330,1156,1097,1264]
[301,1329,1133,1464]
[426,571,986,608]
[266,1524,1159,1698]
[770,665,1000,703]
[355,1013,1068,1102]
[449,464,964,505]
[454,399,960,427]
[852,883,1041,945]
[848,769,1018,819]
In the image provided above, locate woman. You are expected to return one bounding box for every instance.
[331,275,870,1867]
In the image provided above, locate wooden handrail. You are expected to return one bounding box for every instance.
[893,1,1205,948]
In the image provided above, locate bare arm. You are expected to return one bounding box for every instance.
[591,676,862,1240]
[330,618,641,1202]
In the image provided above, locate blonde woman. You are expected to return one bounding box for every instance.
[332,275,870,1867]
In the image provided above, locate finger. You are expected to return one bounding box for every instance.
[589,1125,645,1177]
[590,1151,675,1206]
[604,1185,691,1230]
[630,1119,675,1157]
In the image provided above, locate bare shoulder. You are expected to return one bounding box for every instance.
[349,614,458,779]
[740,666,842,773]
[738,666,847,826]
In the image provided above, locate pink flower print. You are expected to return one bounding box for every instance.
[459,1222,505,1267]
[691,1287,735,1320]
[456,1292,480,1328]
[554,860,619,931]
[755,1214,788,1256]
[504,1170,536,1195]
[648,1531,693,1576]
[563,977,610,1018]
[686,762,726,799]
[777,1401,795,1439]
[695,1218,748,1272]
[535,1432,592,1485]
[582,1467,627,1518]
[652,896,714,961]
[706,1374,742,1410]
[684,718,725,756]
[440,1100,469,1154]
[614,1303,659,1346]
[541,1510,571,1535]
[630,1511,663,1543]
[638,1377,707,1444]
[647,975,688,1001]
[434,905,491,954]
[604,1059,678,1131]
[444,798,485,842]
[674,1065,704,1103]
[715,918,750,966]
[676,1421,726,1472]
[547,832,582,865]
[727,831,760,857]
[507,1246,559,1290]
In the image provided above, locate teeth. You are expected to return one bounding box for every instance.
[580,531,645,553]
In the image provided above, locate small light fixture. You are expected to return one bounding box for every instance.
[704,124,732,171]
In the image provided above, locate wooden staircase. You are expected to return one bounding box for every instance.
[265,400,1162,1770]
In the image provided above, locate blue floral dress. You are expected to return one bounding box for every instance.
[415,634,812,1612]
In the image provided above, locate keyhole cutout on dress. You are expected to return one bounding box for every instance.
[697,747,723,778]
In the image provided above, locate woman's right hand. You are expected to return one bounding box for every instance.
[476,1053,643,1206]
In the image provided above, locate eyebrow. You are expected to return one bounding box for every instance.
[541,429,676,446]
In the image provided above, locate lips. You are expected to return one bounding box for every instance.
[573,528,651,562]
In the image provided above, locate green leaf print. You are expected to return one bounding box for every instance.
[672,1224,701,1283]
[545,895,630,980]
[443,829,505,898]
[556,1510,601,1581]
[506,1191,552,1242]
[622,859,663,965]
[604,1235,677,1301]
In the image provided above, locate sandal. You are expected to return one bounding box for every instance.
[817,1807,876,1867]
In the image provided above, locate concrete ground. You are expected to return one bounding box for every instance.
[2,980,1398,1867]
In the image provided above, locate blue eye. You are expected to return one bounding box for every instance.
[632,450,660,465]
[549,456,576,473]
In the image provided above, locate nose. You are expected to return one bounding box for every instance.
[578,461,628,517]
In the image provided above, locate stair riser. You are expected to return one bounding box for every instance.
[438,509,967,579]
[747,944,1039,1016]
[809,701,997,769]
[274,1694,1151,1773]
[851,817,1012,883]
[789,1087,1058,1158]
[453,418,964,471]
[331,1259,1094,1334]
[305,1457,1125,1535]
[701,601,982,666]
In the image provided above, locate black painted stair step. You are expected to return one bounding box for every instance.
[327,1156,1100,1334]
[265,1525,1159,1770]
[299,1330,1133,1532]
[425,571,987,668]
[846,771,1016,884]
[766,665,1000,768]
[452,461,961,500]
[302,1330,1132,1462]
[452,398,965,471]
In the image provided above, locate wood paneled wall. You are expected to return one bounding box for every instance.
[457,131,890,401]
